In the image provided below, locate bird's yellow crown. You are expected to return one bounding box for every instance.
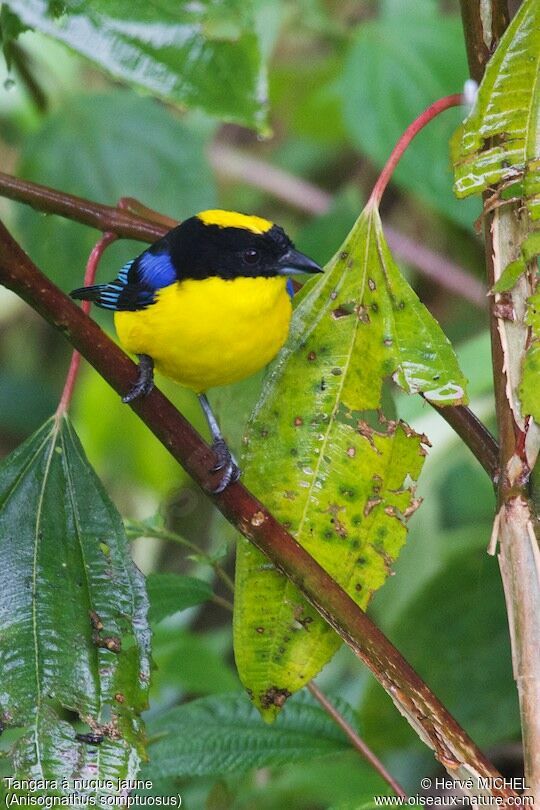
[196,209,273,234]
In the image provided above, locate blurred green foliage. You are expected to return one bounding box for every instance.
[0,0,517,806]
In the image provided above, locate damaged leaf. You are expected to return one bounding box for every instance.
[451,0,540,223]
[234,201,465,720]
[0,416,150,796]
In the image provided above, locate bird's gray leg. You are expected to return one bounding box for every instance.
[122,354,154,403]
[198,393,241,493]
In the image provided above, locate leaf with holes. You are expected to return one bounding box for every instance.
[0,416,150,797]
[451,0,540,222]
[234,202,467,719]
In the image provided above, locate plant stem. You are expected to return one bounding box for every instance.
[459,1,540,797]
[0,219,516,799]
[426,400,499,482]
[368,94,464,209]
[57,231,117,415]
[126,520,235,594]
[307,682,408,799]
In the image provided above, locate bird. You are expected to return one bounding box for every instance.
[70,209,322,492]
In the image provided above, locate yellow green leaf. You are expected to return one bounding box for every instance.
[234,204,467,720]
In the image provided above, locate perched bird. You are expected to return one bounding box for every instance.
[71,210,322,492]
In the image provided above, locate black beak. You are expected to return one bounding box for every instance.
[277,248,322,276]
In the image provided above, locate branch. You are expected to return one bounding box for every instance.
[427,400,499,482]
[0,219,516,800]
[0,171,166,243]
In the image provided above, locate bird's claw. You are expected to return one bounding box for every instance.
[122,355,154,403]
[122,377,154,403]
[209,438,241,493]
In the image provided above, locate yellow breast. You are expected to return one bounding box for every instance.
[114,276,292,393]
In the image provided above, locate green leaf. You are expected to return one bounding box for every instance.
[520,286,540,421]
[491,232,540,293]
[0,6,28,70]
[0,416,150,794]
[16,91,216,293]
[5,0,268,130]
[147,573,213,624]
[152,626,240,696]
[234,203,467,719]
[146,691,354,777]
[342,2,478,228]
[451,0,540,221]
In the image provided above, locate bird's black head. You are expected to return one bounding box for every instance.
[154,209,322,281]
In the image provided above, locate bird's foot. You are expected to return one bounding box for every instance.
[122,354,154,403]
[209,438,241,494]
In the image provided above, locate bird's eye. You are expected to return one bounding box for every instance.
[243,248,260,265]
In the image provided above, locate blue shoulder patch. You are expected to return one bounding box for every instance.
[137,250,177,290]
[286,278,295,298]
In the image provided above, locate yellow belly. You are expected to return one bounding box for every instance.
[114,276,292,392]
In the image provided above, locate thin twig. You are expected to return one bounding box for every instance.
[0,219,516,799]
[209,142,487,308]
[212,594,234,613]
[126,521,235,594]
[307,682,408,799]
[368,94,464,208]
[57,232,117,415]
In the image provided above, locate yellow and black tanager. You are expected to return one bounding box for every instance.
[71,209,322,491]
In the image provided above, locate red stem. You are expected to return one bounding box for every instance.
[56,231,117,415]
[369,94,464,208]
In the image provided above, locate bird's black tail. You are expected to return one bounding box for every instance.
[70,284,107,302]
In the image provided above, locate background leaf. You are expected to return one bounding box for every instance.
[147,573,213,625]
[0,416,150,795]
[146,691,355,778]
[5,0,268,130]
[15,91,216,293]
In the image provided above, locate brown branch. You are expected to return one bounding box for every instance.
[458,0,510,83]
[0,219,516,800]
[427,400,499,482]
[307,682,408,799]
[0,171,166,243]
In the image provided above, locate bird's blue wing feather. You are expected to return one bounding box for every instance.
[70,251,178,311]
